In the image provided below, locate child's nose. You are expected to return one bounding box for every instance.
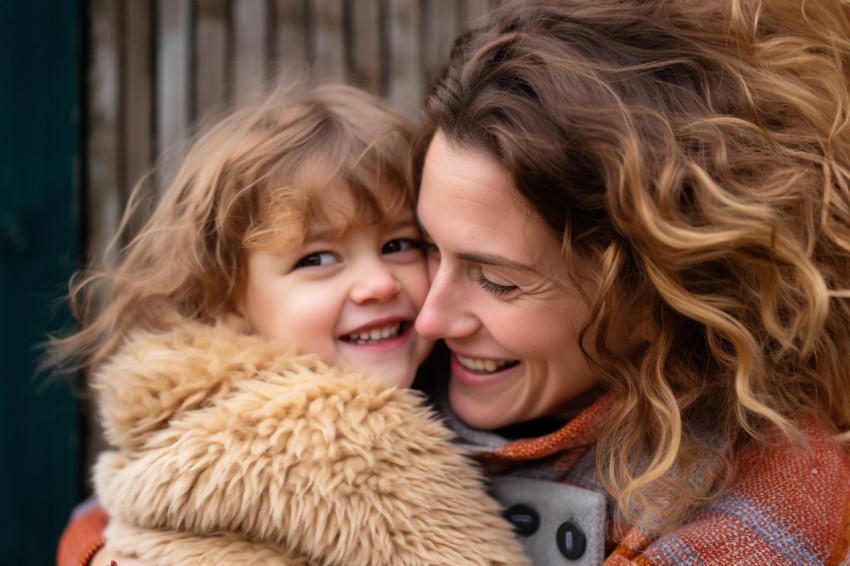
[350,263,403,304]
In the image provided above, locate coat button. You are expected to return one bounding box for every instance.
[556,521,586,560]
[502,503,540,536]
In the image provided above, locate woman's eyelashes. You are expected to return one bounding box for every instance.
[475,274,519,297]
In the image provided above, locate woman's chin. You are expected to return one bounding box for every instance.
[448,382,516,430]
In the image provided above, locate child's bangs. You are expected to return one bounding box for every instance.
[243,187,311,252]
[338,136,415,229]
[241,100,414,251]
[291,142,413,238]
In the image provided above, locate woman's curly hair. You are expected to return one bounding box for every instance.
[414,0,850,533]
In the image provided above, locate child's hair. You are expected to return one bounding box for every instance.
[415,0,850,533]
[48,82,415,375]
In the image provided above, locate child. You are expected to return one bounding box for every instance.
[50,83,529,566]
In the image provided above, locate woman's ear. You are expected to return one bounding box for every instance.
[625,298,657,349]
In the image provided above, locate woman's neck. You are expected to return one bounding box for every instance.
[493,384,608,440]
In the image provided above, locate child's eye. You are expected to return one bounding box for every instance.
[295,251,339,268]
[476,274,518,297]
[381,238,421,255]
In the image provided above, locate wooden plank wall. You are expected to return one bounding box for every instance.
[85,0,498,255]
[82,0,497,478]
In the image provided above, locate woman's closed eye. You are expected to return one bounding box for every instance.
[476,274,518,296]
[294,251,339,268]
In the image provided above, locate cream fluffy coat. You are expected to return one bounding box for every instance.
[93,322,529,565]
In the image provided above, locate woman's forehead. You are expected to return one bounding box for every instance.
[418,133,564,271]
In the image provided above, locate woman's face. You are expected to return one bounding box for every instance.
[416,131,610,430]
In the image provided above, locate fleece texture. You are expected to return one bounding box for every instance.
[92,322,530,565]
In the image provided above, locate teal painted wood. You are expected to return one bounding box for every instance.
[0,0,81,563]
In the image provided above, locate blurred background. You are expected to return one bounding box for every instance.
[0,1,496,563]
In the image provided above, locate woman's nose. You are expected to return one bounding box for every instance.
[350,263,402,304]
[415,267,478,340]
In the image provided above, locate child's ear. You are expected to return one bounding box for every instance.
[218,307,254,335]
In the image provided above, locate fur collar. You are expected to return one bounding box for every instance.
[93,322,529,565]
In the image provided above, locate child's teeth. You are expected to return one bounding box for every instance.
[346,323,402,343]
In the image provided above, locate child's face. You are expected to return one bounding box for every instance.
[233,189,433,388]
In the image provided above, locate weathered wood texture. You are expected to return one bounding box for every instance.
[83,0,497,474]
[86,0,498,234]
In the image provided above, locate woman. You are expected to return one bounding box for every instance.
[411,0,850,563]
[64,0,850,564]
